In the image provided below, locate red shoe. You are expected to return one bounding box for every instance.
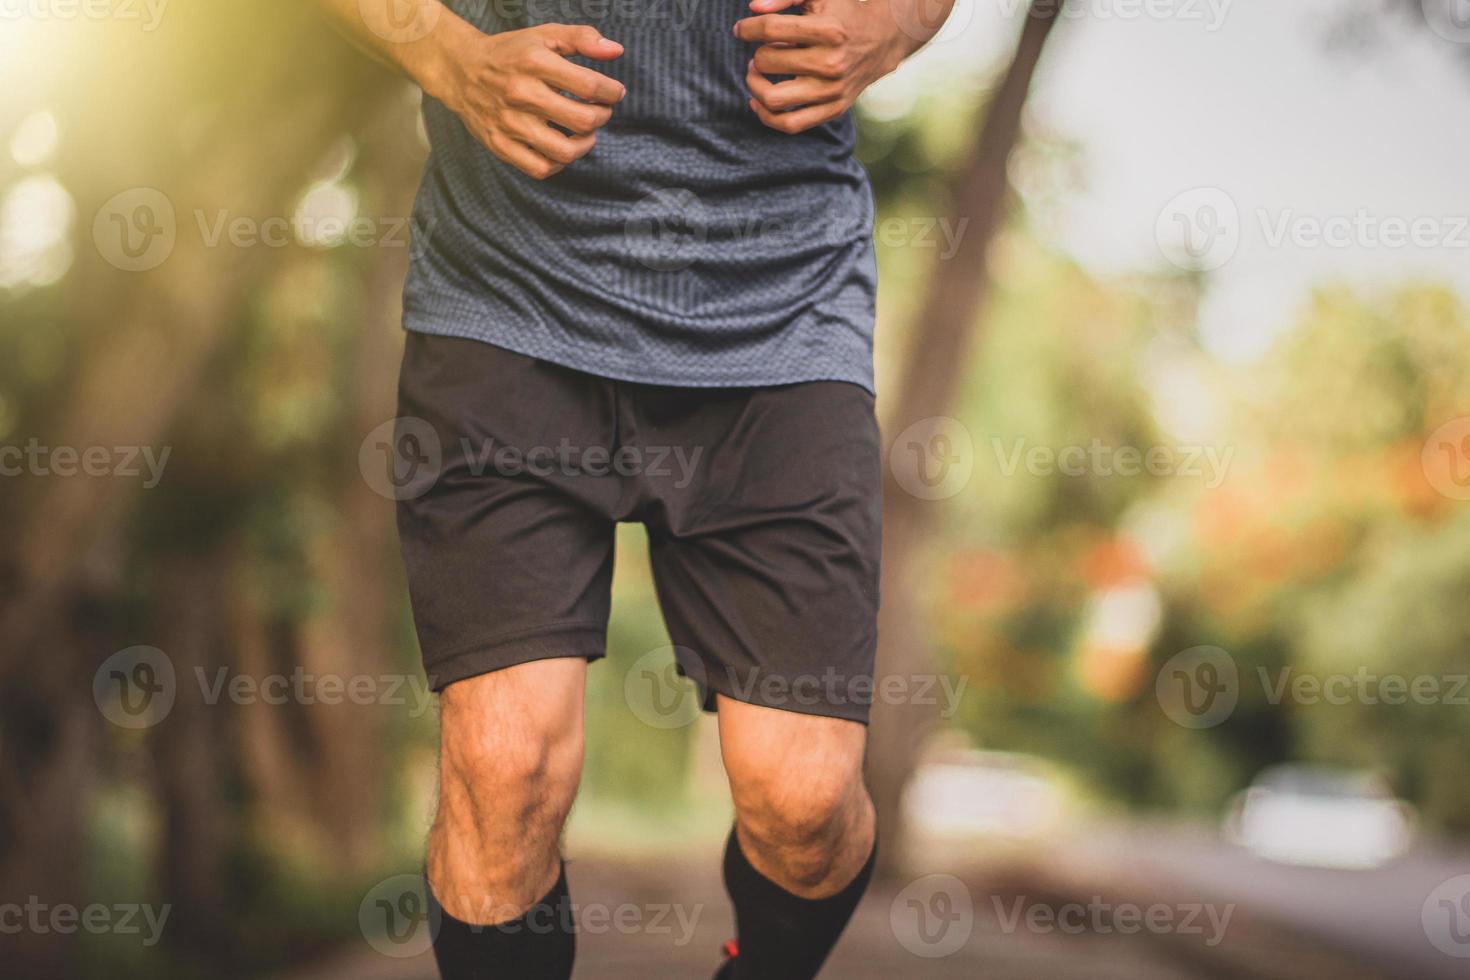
[713,939,738,979]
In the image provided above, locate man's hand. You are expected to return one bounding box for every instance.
[434,24,626,180]
[734,0,949,134]
[319,1,625,180]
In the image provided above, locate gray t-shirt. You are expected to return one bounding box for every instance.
[402,0,877,391]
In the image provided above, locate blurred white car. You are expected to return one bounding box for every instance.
[1224,765,1416,869]
[903,749,1064,842]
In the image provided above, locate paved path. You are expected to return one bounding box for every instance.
[282,847,1388,980]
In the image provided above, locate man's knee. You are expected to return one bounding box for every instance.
[735,767,861,849]
[721,703,871,890]
[440,717,581,826]
[436,661,585,845]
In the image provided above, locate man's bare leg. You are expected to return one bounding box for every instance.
[715,696,877,979]
[427,657,587,977]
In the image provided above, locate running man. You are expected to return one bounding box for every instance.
[322,0,954,975]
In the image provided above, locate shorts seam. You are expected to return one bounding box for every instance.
[698,662,873,726]
[431,620,607,663]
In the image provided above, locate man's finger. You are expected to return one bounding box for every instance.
[746,64,841,112]
[540,24,625,61]
[527,84,615,135]
[734,13,846,47]
[505,113,598,167]
[487,131,564,181]
[751,42,846,79]
[749,96,845,135]
[528,49,627,105]
[747,0,805,11]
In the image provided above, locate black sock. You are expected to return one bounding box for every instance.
[722,826,877,980]
[426,863,576,980]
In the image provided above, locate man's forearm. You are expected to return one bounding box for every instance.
[318,0,472,102]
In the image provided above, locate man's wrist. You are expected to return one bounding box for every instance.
[394,10,476,105]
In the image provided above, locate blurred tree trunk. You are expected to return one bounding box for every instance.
[0,659,96,976]
[150,547,239,965]
[275,99,424,873]
[867,2,1063,877]
[0,6,403,948]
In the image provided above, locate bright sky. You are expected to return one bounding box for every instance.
[878,0,1470,362]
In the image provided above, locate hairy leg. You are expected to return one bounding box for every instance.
[429,657,586,924]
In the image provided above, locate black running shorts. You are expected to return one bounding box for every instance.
[393,334,882,724]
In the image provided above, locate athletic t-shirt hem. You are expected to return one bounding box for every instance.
[402,311,877,395]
